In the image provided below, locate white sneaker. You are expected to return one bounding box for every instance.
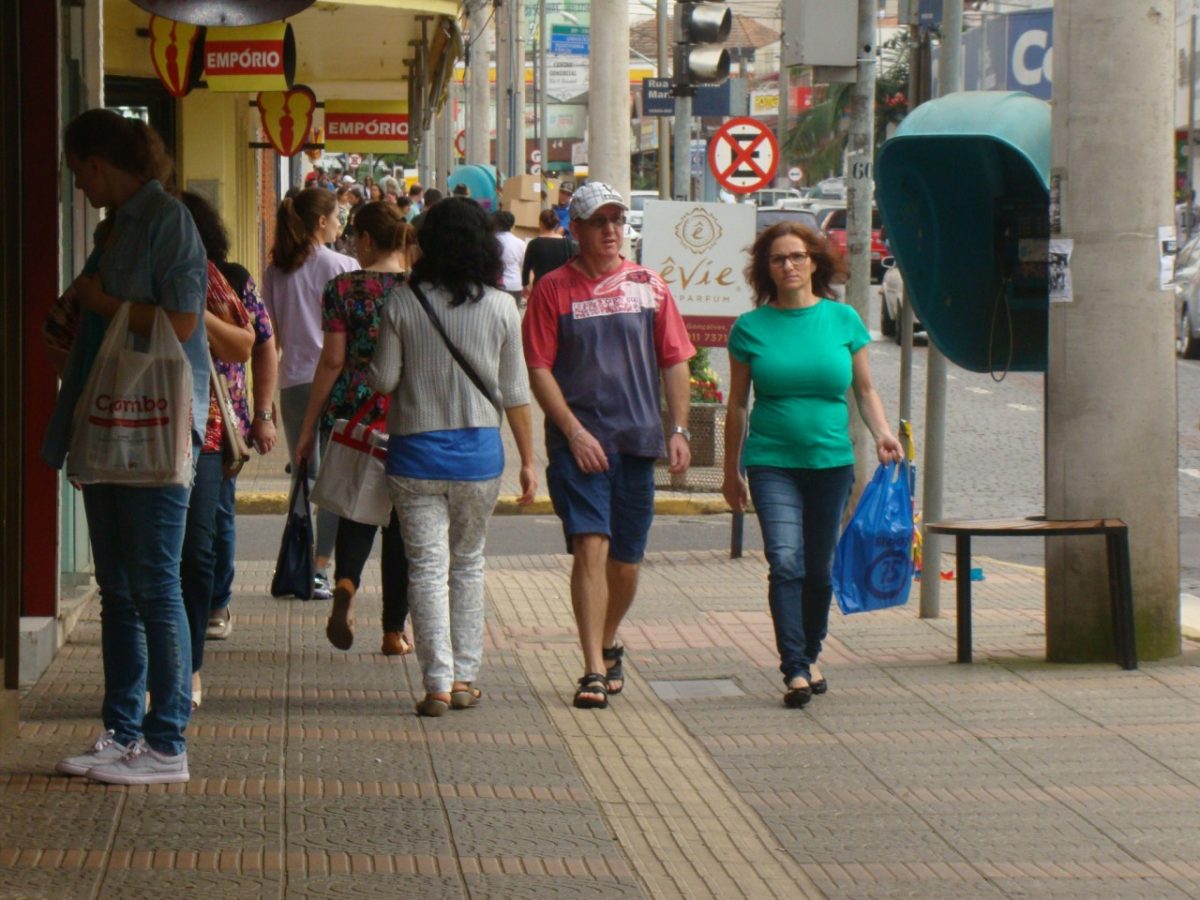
[86,740,189,785]
[55,729,131,777]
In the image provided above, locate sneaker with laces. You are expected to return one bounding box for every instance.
[312,571,333,601]
[56,729,131,777]
[206,606,233,640]
[86,740,189,785]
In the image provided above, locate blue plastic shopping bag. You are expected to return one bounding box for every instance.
[833,461,915,615]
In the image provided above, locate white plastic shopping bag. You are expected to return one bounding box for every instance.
[67,303,194,486]
[310,393,392,526]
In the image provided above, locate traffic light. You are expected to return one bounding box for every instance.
[672,1,732,97]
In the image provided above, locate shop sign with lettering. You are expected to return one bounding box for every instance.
[204,22,295,92]
[323,101,410,154]
[640,201,755,347]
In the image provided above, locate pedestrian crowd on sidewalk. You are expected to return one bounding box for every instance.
[39,108,901,783]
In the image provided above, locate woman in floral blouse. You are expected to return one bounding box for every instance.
[296,202,416,655]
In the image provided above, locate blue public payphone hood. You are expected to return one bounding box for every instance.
[876,91,1051,372]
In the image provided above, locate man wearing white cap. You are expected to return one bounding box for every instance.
[523,182,695,710]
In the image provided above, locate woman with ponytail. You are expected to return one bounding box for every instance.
[295,203,416,654]
[262,188,358,599]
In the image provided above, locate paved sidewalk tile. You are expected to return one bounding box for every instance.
[3,546,1200,898]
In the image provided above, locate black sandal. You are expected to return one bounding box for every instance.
[573,673,609,709]
[602,644,625,695]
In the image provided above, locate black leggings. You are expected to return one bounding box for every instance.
[333,511,408,632]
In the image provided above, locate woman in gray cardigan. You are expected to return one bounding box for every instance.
[369,197,537,716]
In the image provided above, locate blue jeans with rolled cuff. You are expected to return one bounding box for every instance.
[747,464,854,685]
[83,467,196,757]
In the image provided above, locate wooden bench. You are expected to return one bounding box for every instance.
[924,517,1136,670]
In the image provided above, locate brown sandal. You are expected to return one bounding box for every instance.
[416,694,450,717]
[450,684,481,709]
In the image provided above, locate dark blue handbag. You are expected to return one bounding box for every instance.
[271,459,315,600]
[833,461,915,615]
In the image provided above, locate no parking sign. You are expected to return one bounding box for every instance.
[707,117,779,195]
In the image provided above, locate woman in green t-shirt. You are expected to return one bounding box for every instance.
[723,222,903,710]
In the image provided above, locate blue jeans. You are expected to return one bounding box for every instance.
[83,477,194,756]
[181,451,224,672]
[210,472,237,613]
[747,464,854,685]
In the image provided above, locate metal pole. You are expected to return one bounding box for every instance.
[672,95,691,200]
[512,0,526,175]
[776,2,788,188]
[495,1,509,177]
[1189,14,1197,236]
[539,0,549,204]
[846,0,877,496]
[897,24,926,424]
[919,0,962,620]
[657,0,670,197]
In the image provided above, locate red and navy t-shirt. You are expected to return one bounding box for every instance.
[523,259,695,457]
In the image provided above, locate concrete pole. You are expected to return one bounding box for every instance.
[467,0,491,165]
[846,0,878,497]
[657,0,670,197]
[512,0,527,173]
[589,0,631,199]
[776,68,789,189]
[495,0,509,177]
[918,0,961,619]
[1046,0,1179,661]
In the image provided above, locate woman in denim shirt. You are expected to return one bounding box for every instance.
[47,109,209,785]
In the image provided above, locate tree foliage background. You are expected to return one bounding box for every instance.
[783,32,912,184]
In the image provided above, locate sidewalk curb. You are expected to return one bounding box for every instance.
[235,492,732,517]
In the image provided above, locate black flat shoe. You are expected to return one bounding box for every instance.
[810,677,828,695]
[784,680,812,709]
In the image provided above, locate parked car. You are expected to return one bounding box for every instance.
[755,206,819,234]
[880,256,924,342]
[819,207,888,283]
[748,187,802,207]
[626,190,661,233]
[1175,231,1200,358]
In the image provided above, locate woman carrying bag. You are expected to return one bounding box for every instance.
[722,222,903,710]
[262,188,358,600]
[369,197,537,716]
[295,202,416,655]
[45,109,209,784]
[177,191,255,709]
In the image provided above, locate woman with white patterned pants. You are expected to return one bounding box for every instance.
[370,197,537,716]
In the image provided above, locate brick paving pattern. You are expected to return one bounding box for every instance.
[3,546,1200,898]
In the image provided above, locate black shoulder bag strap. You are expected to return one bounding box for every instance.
[408,282,503,413]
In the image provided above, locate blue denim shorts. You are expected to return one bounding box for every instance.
[547,447,656,563]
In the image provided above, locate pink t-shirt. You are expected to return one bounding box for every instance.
[262,244,358,389]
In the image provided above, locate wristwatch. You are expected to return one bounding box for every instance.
[670,425,691,441]
[254,408,274,423]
